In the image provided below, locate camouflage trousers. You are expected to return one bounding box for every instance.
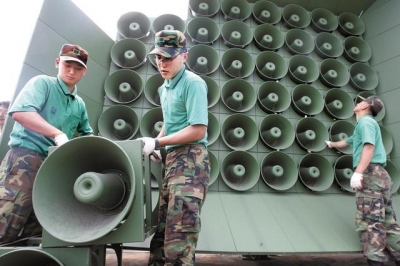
[149,144,210,266]
[355,163,400,263]
[0,147,45,245]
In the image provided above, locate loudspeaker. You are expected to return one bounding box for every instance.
[253,23,285,51]
[325,89,354,120]
[201,75,220,108]
[148,45,158,71]
[208,111,220,146]
[285,28,315,55]
[319,58,350,88]
[260,151,298,191]
[386,160,400,194]
[355,92,385,122]
[208,150,219,186]
[104,69,143,104]
[257,81,291,114]
[328,120,355,154]
[291,84,324,116]
[349,62,379,91]
[189,0,221,18]
[333,155,354,193]
[343,36,372,63]
[144,73,163,106]
[152,14,186,33]
[98,105,139,141]
[259,114,295,150]
[110,38,147,69]
[0,249,63,266]
[221,113,258,151]
[140,107,164,138]
[295,117,329,152]
[220,0,251,21]
[310,8,338,33]
[221,20,253,48]
[186,44,220,75]
[288,55,319,84]
[221,48,255,78]
[220,150,260,191]
[187,17,220,45]
[255,51,288,81]
[117,11,151,40]
[315,32,343,59]
[380,125,394,155]
[338,12,366,37]
[221,78,256,112]
[252,0,281,25]
[282,4,311,29]
[298,153,334,192]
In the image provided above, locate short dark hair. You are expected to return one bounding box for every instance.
[0,101,10,109]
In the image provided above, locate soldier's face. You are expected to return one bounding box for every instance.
[55,59,87,90]
[156,52,188,79]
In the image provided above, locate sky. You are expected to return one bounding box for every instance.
[0,0,188,102]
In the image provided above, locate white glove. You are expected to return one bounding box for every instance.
[138,137,156,156]
[350,172,363,190]
[150,150,162,163]
[325,140,332,148]
[54,133,69,146]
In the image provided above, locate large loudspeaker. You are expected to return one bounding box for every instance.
[252,0,281,25]
[324,89,354,120]
[282,4,311,29]
[291,84,324,116]
[260,151,298,191]
[288,55,319,84]
[319,58,350,88]
[310,8,338,33]
[221,150,260,191]
[386,160,400,194]
[349,62,379,91]
[298,153,334,192]
[253,23,284,51]
[355,92,385,122]
[221,20,253,48]
[285,28,315,55]
[201,75,220,108]
[208,150,219,186]
[186,44,220,75]
[343,36,372,63]
[98,105,139,141]
[187,17,220,45]
[257,81,291,114]
[148,44,158,71]
[380,125,394,155]
[140,107,164,138]
[208,111,220,146]
[295,117,329,153]
[328,120,355,155]
[315,32,343,59]
[144,73,163,106]
[104,69,143,104]
[338,12,366,37]
[220,0,251,21]
[221,78,256,113]
[117,11,151,40]
[221,113,258,151]
[255,51,288,81]
[333,155,354,193]
[259,114,295,150]
[189,0,221,18]
[110,39,147,69]
[0,249,63,266]
[152,14,186,33]
[221,48,255,79]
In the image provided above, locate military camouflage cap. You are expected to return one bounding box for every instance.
[149,30,187,58]
[359,95,384,117]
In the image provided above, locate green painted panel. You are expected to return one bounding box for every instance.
[379,89,400,126]
[374,57,400,94]
[368,26,400,67]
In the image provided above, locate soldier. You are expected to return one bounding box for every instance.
[0,101,10,136]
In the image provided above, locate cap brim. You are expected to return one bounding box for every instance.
[357,95,367,101]
[60,56,87,68]
[148,47,181,58]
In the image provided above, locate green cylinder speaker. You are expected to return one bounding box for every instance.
[380,125,394,155]
[282,4,311,29]
[334,155,354,193]
[0,249,63,266]
[343,36,372,63]
[338,12,366,37]
[186,44,220,75]
[144,73,163,106]
[259,114,295,150]
[221,48,255,79]
[329,120,355,155]
[152,14,186,33]
[104,69,143,104]
[310,8,338,33]
[98,105,139,141]
[386,160,400,194]
[221,150,260,191]
[288,54,319,84]
[355,92,385,122]
[252,0,281,25]
[187,17,220,45]
[349,62,379,91]
[315,32,344,59]
[255,51,288,81]
[117,11,151,40]
[298,153,334,192]
[221,20,253,48]
[285,28,315,55]
[110,38,147,69]
[221,78,256,113]
[324,89,354,120]
[257,81,291,114]
[221,0,251,21]
[201,75,220,108]
[319,58,350,88]
[140,107,164,138]
[295,117,329,152]
[221,113,258,151]
[291,84,324,116]
[208,111,220,146]
[189,0,221,18]
[261,151,298,191]
[253,23,284,51]
[208,150,219,186]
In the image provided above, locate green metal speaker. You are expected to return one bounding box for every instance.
[140,107,163,138]
[117,11,151,40]
[334,155,354,193]
[148,44,158,71]
[98,105,139,141]
[319,58,350,88]
[380,125,394,155]
[104,69,143,104]
[221,78,256,113]
[187,17,220,45]
[186,44,220,75]
[188,0,220,18]
[260,151,298,191]
[0,249,63,266]
[152,14,186,33]
[221,113,258,151]
[255,51,288,81]
[315,32,343,59]
[298,153,334,192]
[257,81,291,114]
[201,75,220,108]
[310,8,338,33]
[295,117,329,153]
[291,84,324,116]
[349,62,379,91]
[259,114,295,150]
[221,150,260,191]
[208,111,220,146]
[110,38,147,69]
[329,120,355,155]
[253,23,284,51]
[338,12,366,37]
[288,54,319,84]
[355,92,385,122]
[144,73,163,106]
[343,36,372,63]
[221,20,253,48]
[282,4,311,29]
[324,89,354,120]
[208,150,219,186]
[386,160,400,194]
[252,0,281,25]
[220,0,251,21]
[221,48,255,79]
[285,28,315,55]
